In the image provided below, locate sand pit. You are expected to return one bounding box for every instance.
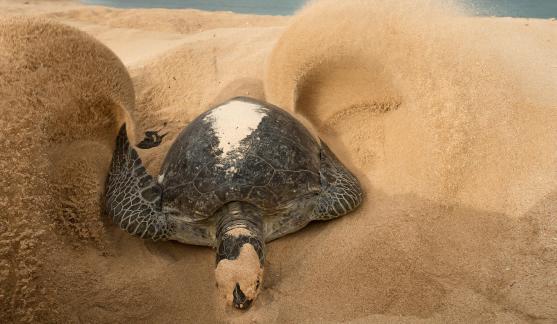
[1,0,556,323]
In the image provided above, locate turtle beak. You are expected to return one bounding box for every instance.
[232,283,253,310]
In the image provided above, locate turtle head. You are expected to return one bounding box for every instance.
[215,240,264,310]
[215,202,265,309]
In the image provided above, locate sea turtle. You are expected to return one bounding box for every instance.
[105,97,363,309]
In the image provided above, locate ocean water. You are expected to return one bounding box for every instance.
[80,0,304,15]
[81,0,557,18]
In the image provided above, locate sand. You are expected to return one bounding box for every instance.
[0,0,556,323]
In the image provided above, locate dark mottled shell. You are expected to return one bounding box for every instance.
[159,97,321,221]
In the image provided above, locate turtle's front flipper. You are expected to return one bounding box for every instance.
[105,125,175,241]
[313,141,363,220]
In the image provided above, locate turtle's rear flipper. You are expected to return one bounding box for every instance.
[105,124,174,240]
[137,129,167,149]
[312,141,363,220]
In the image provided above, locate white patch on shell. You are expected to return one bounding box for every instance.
[157,173,165,184]
[215,244,263,306]
[204,100,267,157]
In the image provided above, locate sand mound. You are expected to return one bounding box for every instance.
[0,17,133,321]
[263,0,557,321]
[266,0,556,216]
[1,0,556,322]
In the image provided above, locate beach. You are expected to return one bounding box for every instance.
[1,0,556,323]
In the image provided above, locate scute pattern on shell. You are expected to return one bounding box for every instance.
[159,98,322,220]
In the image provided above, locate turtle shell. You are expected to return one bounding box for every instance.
[159,97,321,221]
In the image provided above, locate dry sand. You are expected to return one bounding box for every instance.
[1,0,556,323]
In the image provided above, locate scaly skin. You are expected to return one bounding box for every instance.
[313,141,363,220]
[105,125,175,241]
